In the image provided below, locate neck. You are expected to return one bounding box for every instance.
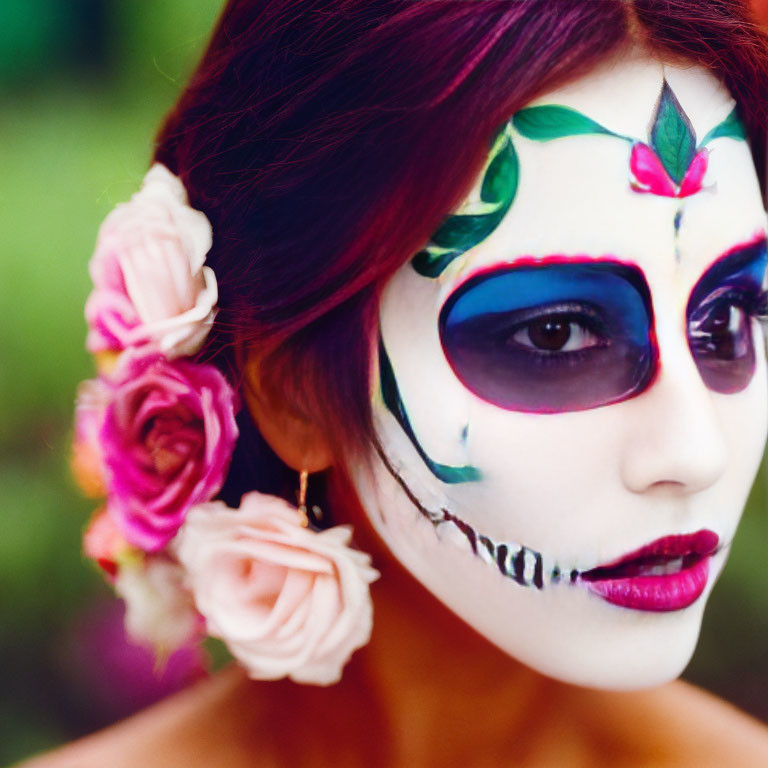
[324,468,557,754]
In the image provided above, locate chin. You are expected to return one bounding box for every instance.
[480,580,711,691]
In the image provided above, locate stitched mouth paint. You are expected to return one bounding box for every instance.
[376,443,721,610]
[374,442,554,590]
[579,531,720,612]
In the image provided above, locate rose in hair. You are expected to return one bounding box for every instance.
[101,353,239,551]
[85,163,217,359]
[174,493,380,686]
[115,554,202,658]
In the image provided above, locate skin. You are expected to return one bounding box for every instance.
[22,50,768,768]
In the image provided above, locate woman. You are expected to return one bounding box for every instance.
[29,0,768,764]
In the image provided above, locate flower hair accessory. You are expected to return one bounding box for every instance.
[74,163,378,685]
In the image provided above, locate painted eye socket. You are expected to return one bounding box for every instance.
[686,240,768,395]
[687,289,763,393]
[439,261,656,413]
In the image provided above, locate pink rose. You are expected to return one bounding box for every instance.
[85,164,217,358]
[101,353,239,552]
[174,493,379,686]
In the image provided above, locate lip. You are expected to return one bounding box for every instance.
[579,530,720,612]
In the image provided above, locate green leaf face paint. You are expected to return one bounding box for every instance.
[650,81,696,185]
[412,124,519,278]
[411,75,752,284]
[512,105,618,141]
[700,106,747,145]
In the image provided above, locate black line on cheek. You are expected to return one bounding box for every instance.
[373,441,560,592]
[496,544,509,576]
[479,535,495,558]
[513,548,526,586]
[444,510,478,554]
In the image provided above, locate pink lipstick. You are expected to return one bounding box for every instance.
[579,530,720,612]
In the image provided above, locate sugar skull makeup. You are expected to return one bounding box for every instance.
[349,53,768,689]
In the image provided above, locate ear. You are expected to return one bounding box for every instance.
[240,348,334,473]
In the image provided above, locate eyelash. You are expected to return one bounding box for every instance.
[691,286,768,325]
[504,286,768,360]
[502,303,611,359]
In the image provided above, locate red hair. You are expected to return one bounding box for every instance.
[153,0,768,504]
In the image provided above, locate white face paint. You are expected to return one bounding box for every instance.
[349,53,768,689]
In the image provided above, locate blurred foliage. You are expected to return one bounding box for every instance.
[0,2,221,765]
[1,0,768,765]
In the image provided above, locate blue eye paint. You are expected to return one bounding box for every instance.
[378,338,481,484]
[439,258,657,413]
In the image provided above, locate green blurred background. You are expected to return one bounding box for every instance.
[1,1,767,765]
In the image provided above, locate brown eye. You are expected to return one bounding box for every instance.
[510,314,601,353]
[528,318,571,350]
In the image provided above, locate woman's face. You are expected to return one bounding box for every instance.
[349,53,768,689]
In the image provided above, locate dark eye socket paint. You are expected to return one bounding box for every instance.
[439,259,657,413]
[686,238,768,394]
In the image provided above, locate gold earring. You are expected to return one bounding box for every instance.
[297,468,309,527]
[297,468,323,528]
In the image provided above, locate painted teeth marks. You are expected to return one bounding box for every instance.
[376,442,564,591]
[443,511,547,589]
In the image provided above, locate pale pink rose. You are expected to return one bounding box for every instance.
[71,379,110,498]
[115,555,201,656]
[83,508,129,580]
[101,352,239,552]
[85,163,217,358]
[174,493,379,686]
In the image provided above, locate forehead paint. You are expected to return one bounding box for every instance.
[378,338,481,483]
[513,80,745,200]
[411,122,519,278]
[411,80,746,281]
[440,258,657,414]
[687,236,768,394]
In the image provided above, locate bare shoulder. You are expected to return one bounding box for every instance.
[567,678,768,767]
[18,667,273,768]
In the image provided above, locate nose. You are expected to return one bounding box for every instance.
[619,345,728,495]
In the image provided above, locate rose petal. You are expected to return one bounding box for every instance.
[174,493,379,685]
[629,143,677,197]
[678,148,709,198]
